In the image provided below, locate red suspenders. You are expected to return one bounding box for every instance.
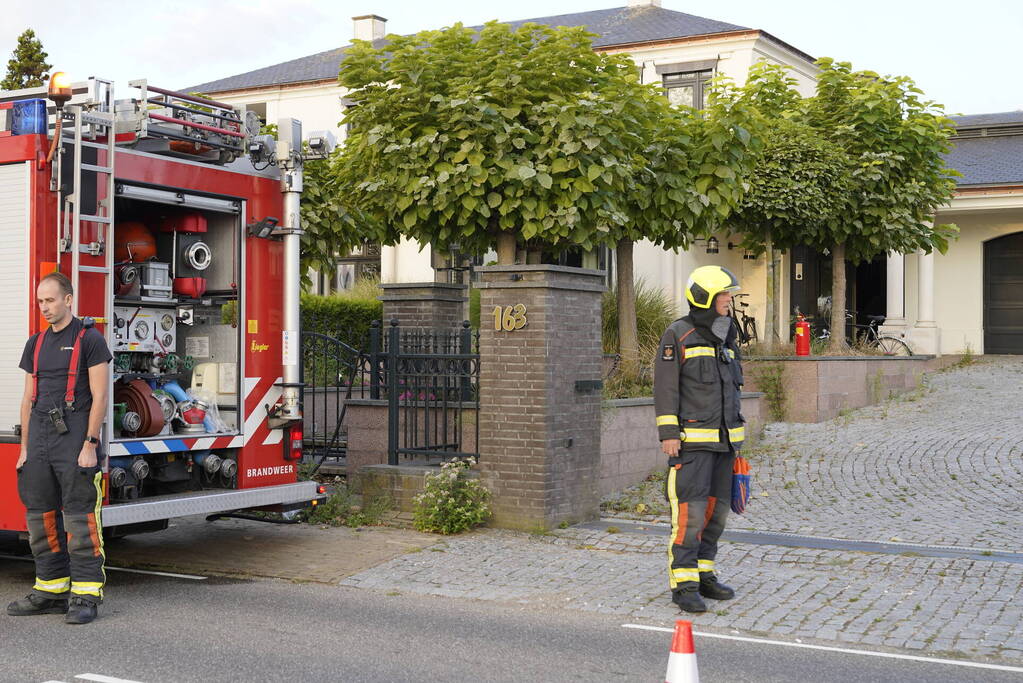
[31,322,90,410]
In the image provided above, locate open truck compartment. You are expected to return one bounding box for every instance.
[0,78,321,535]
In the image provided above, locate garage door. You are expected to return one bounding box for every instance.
[984,232,1023,354]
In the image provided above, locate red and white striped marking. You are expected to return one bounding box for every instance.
[108,377,282,455]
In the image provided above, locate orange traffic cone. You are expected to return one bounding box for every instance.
[664,619,700,683]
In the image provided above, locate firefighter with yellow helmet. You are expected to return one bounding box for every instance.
[654,265,745,613]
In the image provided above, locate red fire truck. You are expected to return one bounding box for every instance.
[0,74,324,536]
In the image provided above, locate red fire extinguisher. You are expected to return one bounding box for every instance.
[795,315,811,356]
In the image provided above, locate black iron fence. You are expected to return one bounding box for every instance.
[368,320,480,465]
[300,320,480,470]
[300,332,364,469]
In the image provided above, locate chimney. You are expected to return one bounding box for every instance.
[628,0,662,7]
[352,14,387,42]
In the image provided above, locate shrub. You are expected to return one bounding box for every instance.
[602,278,677,354]
[301,278,382,351]
[413,459,491,534]
[469,287,481,329]
[302,485,391,527]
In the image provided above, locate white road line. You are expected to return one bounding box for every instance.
[0,554,206,581]
[103,567,207,581]
[622,624,1023,674]
[75,674,146,683]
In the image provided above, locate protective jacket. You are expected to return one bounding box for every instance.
[654,317,745,452]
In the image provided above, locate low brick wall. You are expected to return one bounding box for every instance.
[345,399,478,475]
[743,355,960,423]
[598,393,764,498]
[351,393,765,507]
[354,463,481,513]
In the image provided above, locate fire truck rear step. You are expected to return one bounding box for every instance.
[101,481,322,527]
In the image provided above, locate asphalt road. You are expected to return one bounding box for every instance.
[0,546,1021,683]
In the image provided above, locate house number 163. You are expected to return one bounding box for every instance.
[492,304,528,331]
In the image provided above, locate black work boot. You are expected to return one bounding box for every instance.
[672,584,707,613]
[699,573,735,600]
[7,594,69,616]
[65,597,98,625]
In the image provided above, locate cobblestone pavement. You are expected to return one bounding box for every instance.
[341,526,1023,664]
[339,357,1023,665]
[729,356,1023,549]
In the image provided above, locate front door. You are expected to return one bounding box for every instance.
[984,232,1023,354]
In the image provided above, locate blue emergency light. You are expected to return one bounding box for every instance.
[11,98,48,135]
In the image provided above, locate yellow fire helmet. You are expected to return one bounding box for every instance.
[685,265,741,309]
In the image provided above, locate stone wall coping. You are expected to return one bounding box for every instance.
[476,264,606,277]
[346,398,389,407]
[359,463,480,478]
[346,397,479,410]
[604,397,654,408]
[746,355,935,362]
[377,293,468,303]
[379,282,468,291]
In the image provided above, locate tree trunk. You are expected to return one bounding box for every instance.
[772,246,783,344]
[525,248,542,264]
[830,242,847,352]
[616,239,639,376]
[764,241,776,346]
[496,232,517,265]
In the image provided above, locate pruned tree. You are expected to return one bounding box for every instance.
[802,59,959,350]
[2,29,51,90]
[333,21,759,371]
[726,64,851,342]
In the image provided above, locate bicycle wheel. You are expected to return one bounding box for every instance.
[875,336,913,356]
[744,318,758,344]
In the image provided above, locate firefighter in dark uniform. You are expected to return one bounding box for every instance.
[7,272,111,624]
[654,265,745,613]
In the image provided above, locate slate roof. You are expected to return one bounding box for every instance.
[951,111,1023,129]
[944,112,1023,186]
[187,5,752,94]
[945,135,1023,187]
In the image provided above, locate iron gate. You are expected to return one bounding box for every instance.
[368,320,480,465]
[300,332,363,469]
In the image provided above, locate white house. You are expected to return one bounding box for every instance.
[188,1,1023,355]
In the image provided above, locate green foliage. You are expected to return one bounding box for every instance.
[602,279,675,354]
[220,300,238,327]
[728,58,960,258]
[301,285,382,351]
[797,58,959,262]
[729,118,851,250]
[2,29,51,90]
[413,459,491,534]
[334,21,759,258]
[303,485,391,527]
[749,362,787,421]
[468,287,481,329]
[602,338,659,399]
[259,122,373,286]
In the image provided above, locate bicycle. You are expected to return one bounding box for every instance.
[730,293,758,346]
[816,311,913,356]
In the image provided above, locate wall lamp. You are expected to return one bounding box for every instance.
[247,216,279,239]
[728,242,759,260]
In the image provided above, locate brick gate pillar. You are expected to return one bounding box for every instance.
[378,282,468,329]
[475,265,606,530]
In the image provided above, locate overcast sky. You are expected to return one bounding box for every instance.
[3,0,1020,116]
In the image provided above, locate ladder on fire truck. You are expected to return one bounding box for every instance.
[56,79,118,447]
[57,78,117,322]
